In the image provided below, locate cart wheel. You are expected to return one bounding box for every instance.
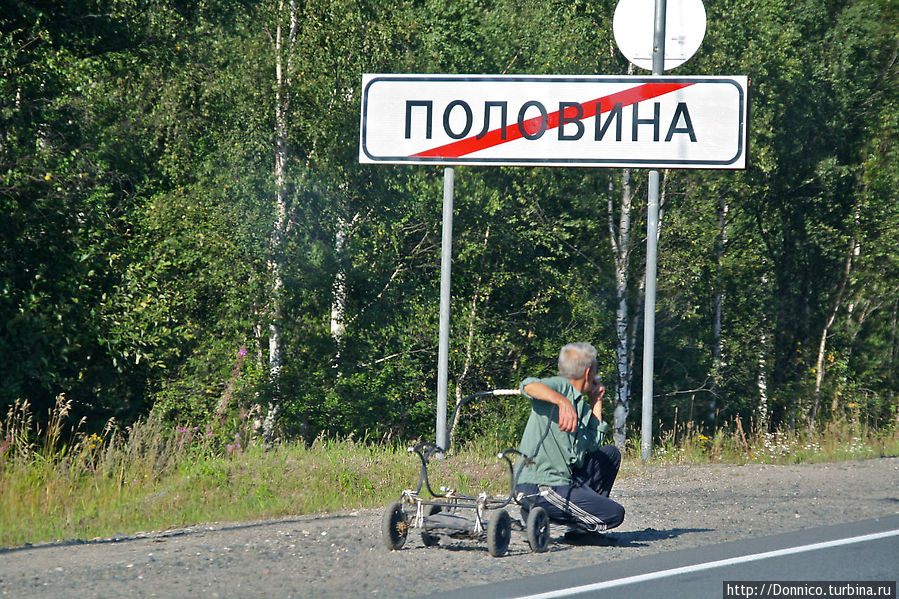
[487,509,512,557]
[421,505,441,547]
[382,501,408,551]
[526,506,550,553]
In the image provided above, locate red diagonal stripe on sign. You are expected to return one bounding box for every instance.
[411,82,695,159]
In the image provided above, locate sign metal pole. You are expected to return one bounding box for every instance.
[642,0,667,461]
[436,166,454,450]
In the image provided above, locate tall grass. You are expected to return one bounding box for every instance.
[0,397,509,548]
[1,398,896,548]
[647,415,899,465]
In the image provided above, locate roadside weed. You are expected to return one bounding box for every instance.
[1,400,895,548]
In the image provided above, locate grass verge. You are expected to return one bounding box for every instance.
[1,398,896,548]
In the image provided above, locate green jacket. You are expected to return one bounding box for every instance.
[515,376,610,486]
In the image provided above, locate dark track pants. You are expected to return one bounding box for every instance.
[516,444,625,531]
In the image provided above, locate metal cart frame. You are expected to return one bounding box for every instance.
[381,389,556,557]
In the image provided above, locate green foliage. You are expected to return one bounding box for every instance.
[1,0,897,446]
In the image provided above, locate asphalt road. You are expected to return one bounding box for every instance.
[421,514,899,599]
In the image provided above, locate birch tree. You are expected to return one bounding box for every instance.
[811,235,855,428]
[607,169,636,448]
[757,273,771,432]
[262,0,298,441]
[330,213,353,346]
[711,197,728,404]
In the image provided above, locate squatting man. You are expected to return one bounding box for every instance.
[515,342,625,537]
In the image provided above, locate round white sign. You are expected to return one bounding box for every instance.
[613,0,706,72]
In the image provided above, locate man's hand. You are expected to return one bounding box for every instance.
[556,398,578,433]
[587,381,605,403]
[588,381,605,422]
[523,381,578,433]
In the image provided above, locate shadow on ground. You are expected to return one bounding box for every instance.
[558,527,714,548]
[431,526,712,556]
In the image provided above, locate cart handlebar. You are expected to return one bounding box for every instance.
[404,389,524,498]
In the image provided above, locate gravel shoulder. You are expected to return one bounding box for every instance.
[1,457,897,598]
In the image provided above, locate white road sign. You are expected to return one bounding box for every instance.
[613,0,707,71]
[359,74,748,169]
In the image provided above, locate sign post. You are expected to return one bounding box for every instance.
[436,167,453,450]
[641,0,669,462]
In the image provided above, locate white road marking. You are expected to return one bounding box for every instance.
[514,528,899,599]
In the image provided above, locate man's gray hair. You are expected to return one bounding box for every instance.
[558,342,598,379]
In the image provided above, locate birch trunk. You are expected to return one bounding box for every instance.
[710,198,728,418]
[330,212,359,355]
[330,216,348,343]
[812,236,855,427]
[757,334,770,432]
[449,226,491,448]
[890,300,898,417]
[757,273,770,433]
[609,169,633,449]
[262,0,297,442]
